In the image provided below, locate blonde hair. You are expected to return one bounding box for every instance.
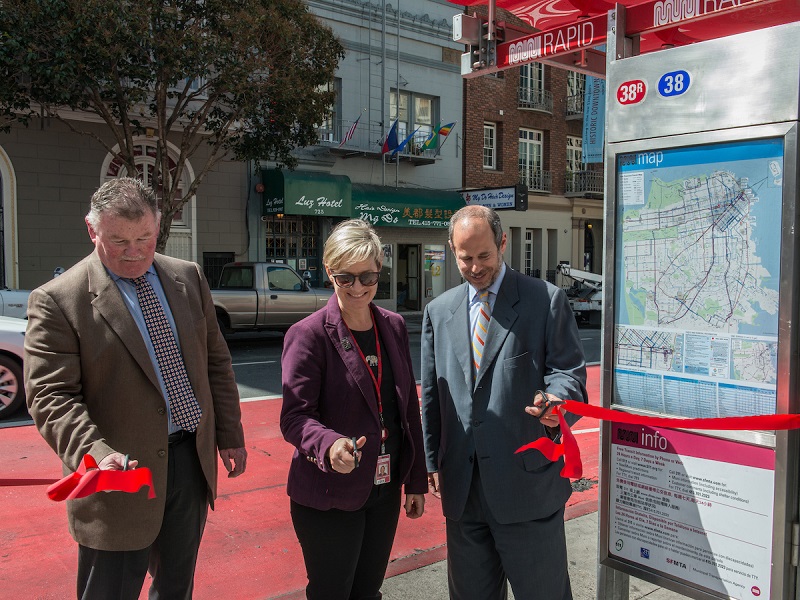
[323,219,382,272]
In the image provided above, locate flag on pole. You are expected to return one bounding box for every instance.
[338,113,362,148]
[421,123,440,151]
[434,121,458,156]
[381,120,399,154]
[392,127,420,155]
[438,122,456,137]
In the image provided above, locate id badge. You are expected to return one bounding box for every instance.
[374,454,391,485]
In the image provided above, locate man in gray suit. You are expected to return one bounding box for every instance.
[25,178,247,599]
[421,205,587,600]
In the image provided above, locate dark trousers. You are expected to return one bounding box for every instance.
[290,479,402,600]
[446,462,572,600]
[77,435,209,600]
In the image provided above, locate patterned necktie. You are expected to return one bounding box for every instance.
[472,289,491,373]
[132,275,202,432]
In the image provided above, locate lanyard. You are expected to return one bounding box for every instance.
[346,311,389,448]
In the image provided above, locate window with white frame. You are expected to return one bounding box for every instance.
[518,128,543,186]
[524,230,534,276]
[567,136,583,172]
[520,63,544,94]
[317,78,342,143]
[102,140,192,230]
[483,123,496,169]
[390,90,436,153]
[519,62,545,108]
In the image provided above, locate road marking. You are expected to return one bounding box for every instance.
[573,427,600,435]
[232,360,277,367]
[241,394,282,403]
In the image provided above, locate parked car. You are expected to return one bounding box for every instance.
[0,288,31,320]
[0,316,26,420]
[211,262,334,334]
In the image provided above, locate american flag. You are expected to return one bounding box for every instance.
[338,114,362,148]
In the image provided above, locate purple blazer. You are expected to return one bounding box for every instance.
[280,294,427,511]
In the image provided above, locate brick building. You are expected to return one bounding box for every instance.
[460,7,604,284]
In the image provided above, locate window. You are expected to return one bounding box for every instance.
[567,136,583,172]
[520,63,544,94]
[317,78,342,143]
[519,64,552,112]
[103,140,190,228]
[390,90,437,153]
[519,128,545,190]
[483,123,496,169]
[267,266,304,292]
[219,266,254,289]
[566,72,586,116]
[203,252,235,288]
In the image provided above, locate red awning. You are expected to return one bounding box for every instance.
[454,0,800,56]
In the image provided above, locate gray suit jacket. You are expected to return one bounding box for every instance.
[421,266,587,524]
[24,252,244,551]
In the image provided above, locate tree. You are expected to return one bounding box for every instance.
[0,0,345,251]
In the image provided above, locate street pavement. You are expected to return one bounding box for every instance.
[380,510,683,599]
[0,312,682,599]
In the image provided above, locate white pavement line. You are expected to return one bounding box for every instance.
[572,427,600,435]
[240,394,282,403]
[232,360,277,366]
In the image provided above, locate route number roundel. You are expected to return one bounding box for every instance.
[658,70,691,97]
[617,80,646,105]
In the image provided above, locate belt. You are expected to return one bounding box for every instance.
[168,430,195,446]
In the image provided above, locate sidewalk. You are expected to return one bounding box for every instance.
[380,510,683,599]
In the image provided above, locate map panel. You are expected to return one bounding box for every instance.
[614,139,783,418]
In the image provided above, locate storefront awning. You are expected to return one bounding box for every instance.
[351,184,466,228]
[262,169,351,217]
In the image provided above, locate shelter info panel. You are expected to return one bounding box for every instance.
[609,424,775,598]
[613,138,784,418]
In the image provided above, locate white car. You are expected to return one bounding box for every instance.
[0,316,26,419]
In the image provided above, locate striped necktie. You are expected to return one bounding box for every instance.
[132,275,202,432]
[472,289,491,373]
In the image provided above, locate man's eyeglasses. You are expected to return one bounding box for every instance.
[331,271,381,288]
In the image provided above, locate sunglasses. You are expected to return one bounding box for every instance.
[331,271,381,288]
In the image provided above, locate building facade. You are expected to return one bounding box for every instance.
[254,0,467,312]
[461,7,605,286]
[0,0,465,314]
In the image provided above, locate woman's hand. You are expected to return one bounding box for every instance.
[327,436,366,473]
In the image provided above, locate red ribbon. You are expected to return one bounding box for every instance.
[46,455,156,501]
[516,400,800,480]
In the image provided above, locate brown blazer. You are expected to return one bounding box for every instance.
[24,252,244,551]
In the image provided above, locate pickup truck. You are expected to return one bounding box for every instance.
[0,288,31,319]
[211,262,334,333]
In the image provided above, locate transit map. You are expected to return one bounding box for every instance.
[614,138,783,418]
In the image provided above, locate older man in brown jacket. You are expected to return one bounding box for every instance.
[24,178,246,600]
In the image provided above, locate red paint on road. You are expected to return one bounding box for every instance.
[0,365,600,598]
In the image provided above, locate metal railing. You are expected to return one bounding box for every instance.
[565,170,604,195]
[315,121,439,158]
[518,87,553,113]
[565,93,585,117]
[519,168,552,193]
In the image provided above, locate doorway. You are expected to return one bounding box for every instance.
[397,244,420,311]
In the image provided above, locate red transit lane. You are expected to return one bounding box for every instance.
[0,365,600,599]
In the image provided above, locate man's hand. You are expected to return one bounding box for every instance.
[219,447,247,478]
[404,493,425,518]
[327,436,366,473]
[524,390,563,429]
[98,452,138,471]
[427,471,441,499]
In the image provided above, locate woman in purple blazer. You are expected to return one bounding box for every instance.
[280,219,427,600]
